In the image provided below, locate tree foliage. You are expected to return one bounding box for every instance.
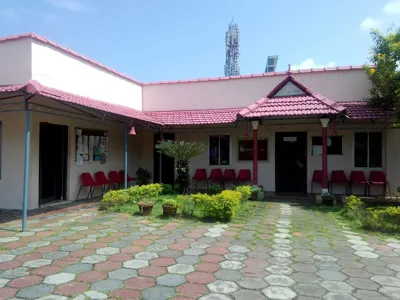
[364,28,400,120]
[156,140,205,194]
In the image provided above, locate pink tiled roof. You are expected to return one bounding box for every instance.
[0,33,142,85]
[341,101,395,119]
[146,108,241,125]
[0,81,161,125]
[239,76,346,119]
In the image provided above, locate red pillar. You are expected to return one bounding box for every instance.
[320,118,329,194]
[252,121,259,185]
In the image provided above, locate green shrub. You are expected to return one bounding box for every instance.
[196,190,241,221]
[160,184,178,195]
[162,198,177,207]
[234,186,251,202]
[127,184,162,203]
[101,190,129,211]
[250,185,262,192]
[208,185,223,195]
[177,195,198,216]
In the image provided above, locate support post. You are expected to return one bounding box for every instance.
[159,132,164,184]
[252,121,259,185]
[22,96,31,232]
[320,118,330,194]
[124,126,128,189]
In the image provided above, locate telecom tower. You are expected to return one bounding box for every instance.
[224,19,240,76]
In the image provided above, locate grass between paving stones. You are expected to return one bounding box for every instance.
[110,195,259,224]
[304,203,400,238]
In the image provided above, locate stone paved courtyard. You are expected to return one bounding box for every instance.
[1,201,400,299]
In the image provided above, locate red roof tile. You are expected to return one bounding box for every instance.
[0,81,161,125]
[239,76,345,119]
[0,33,142,85]
[146,108,241,125]
[341,101,394,119]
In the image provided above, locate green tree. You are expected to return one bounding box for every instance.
[364,28,400,121]
[156,140,205,194]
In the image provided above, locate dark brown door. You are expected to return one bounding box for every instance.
[275,132,307,193]
[154,133,175,185]
[39,122,68,204]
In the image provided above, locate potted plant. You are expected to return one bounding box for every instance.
[162,198,178,216]
[250,185,262,200]
[137,198,154,216]
[136,167,152,185]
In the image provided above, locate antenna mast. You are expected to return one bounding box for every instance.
[224,19,240,76]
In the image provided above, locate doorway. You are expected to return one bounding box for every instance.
[39,122,68,205]
[275,132,307,194]
[154,133,175,185]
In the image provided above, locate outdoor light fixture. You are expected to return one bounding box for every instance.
[129,125,136,136]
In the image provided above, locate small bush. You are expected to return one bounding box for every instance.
[101,190,129,211]
[162,198,177,207]
[250,185,262,192]
[208,185,223,195]
[234,186,251,202]
[160,184,178,195]
[127,184,162,203]
[196,190,241,221]
[177,195,198,216]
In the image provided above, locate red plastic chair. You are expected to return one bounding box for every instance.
[119,170,136,187]
[330,170,349,195]
[192,168,207,190]
[237,169,252,185]
[349,171,368,195]
[223,169,236,188]
[95,171,114,195]
[369,171,390,196]
[76,173,103,200]
[108,171,121,189]
[311,170,323,194]
[207,168,223,188]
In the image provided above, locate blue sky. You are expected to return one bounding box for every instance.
[0,0,399,82]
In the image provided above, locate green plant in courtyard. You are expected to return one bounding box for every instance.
[176,194,198,216]
[234,185,251,202]
[156,140,205,194]
[160,183,178,195]
[250,185,262,192]
[100,190,129,211]
[364,28,400,122]
[127,183,162,203]
[162,198,178,207]
[208,185,223,195]
[195,190,241,221]
[136,167,152,185]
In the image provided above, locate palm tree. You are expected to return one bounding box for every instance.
[156,140,205,194]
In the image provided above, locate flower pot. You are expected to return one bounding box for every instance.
[163,205,177,217]
[138,204,153,216]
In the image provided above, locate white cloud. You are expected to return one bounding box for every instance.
[291,59,336,70]
[360,17,382,31]
[383,0,400,14]
[44,0,86,12]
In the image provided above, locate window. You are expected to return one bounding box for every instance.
[311,136,343,155]
[209,135,230,165]
[354,132,382,168]
[238,139,268,161]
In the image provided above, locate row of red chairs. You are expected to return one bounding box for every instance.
[312,170,390,196]
[76,170,136,200]
[192,168,252,189]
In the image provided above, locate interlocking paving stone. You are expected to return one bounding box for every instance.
[371,275,400,287]
[42,251,69,260]
[176,255,201,265]
[108,268,138,280]
[43,273,75,285]
[262,286,297,300]
[199,294,232,300]
[219,260,245,270]
[323,292,357,300]
[214,269,243,281]
[321,280,354,293]
[208,280,239,294]
[16,284,54,299]
[266,265,293,275]
[91,279,123,292]
[232,289,265,300]
[96,247,120,255]
[80,255,107,264]
[83,290,108,299]
[156,274,186,286]
[24,259,52,268]
[63,263,93,274]
[294,283,327,297]
[265,274,295,286]
[142,286,175,300]
[167,263,195,274]
[237,277,268,289]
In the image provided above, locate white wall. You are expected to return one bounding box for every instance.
[0,96,142,210]
[31,40,143,110]
[0,39,32,85]
[142,69,371,111]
